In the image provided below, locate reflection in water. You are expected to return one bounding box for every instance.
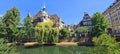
[18,46,90,54]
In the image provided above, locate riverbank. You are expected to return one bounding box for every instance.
[7,41,95,47]
[23,42,78,47]
[55,42,78,46]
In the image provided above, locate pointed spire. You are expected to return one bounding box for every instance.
[27,11,33,22]
[27,11,31,17]
[42,1,46,10]
[43,2,46,9]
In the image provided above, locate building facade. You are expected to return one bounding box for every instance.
[77,12,92,29]
[30,5,64,29]
[103,0,120,35]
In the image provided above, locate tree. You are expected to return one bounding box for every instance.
[2,7,20,42]
[75,26,89,37]
[0,17,7,38]
[59,28,70,39]
[35,20,59,43]
[0,38,18,54]
[52,27,59,42]
[91,12,109,37]
[16,24,26,38]
[0,16,2,21]
[23,16,34,38]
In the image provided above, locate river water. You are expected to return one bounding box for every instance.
[18,46,92,54]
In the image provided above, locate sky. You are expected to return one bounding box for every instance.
[0,0,115,25]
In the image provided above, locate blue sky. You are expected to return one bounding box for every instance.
[0,0,114,25]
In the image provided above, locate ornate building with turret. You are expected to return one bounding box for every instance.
[27,5,64,29]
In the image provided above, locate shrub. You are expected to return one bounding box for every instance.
[92,34,120,54]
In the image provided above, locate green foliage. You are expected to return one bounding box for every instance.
[16,26,26,38]
[1,7,20,41]
[23,17,34,38]
[92,34,120,54]
[0,38,18,54]
[35,20,59,43]
[75,27,89,37]
[76,27,89,34]
[93,34,116,46]
[59,28,70,39]
[0,17,7,38]
[91,12,109,36]
[52,27,59,42]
